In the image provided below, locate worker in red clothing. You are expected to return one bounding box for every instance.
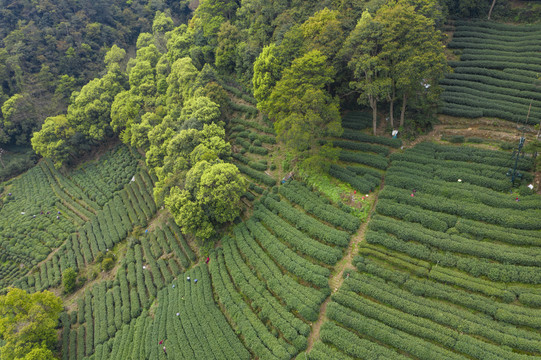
[205,256,210,264]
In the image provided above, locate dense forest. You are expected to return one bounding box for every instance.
[25,0,458,240]
[0,0,516,150]
[0,0,541,359]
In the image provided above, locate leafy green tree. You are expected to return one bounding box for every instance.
[180,96,221,128]
[261,50,342,153]
[235,0,284,46]
[54,75,77,105]
[443,0,491,18]
[152,11,175,51]
[0,93,38,144]
[196,161,245,222]
[333,0,370,31]
[152,11,174,34]
[403,0,446,25]
[195,0,239,40]
[130,112,161,150]
[155,123,230,203]
[194,64,219,91]
[252,25,304,105]
[17,346,55,360]
[301,142,340,173]
[343,10,391,135]
[135,45,162,69]
[233,40,261,84]
[300,8,345,63]
[31,115,75,168]
[167,187,213,239]
[166,57,199,115]
[146,115,178,171]
[136,33,155,50]
[104,45,127,71]
[215,21,241,73]
[166,160,246,240]
[155,55,171,98]
[195,81,231,118]
[252,44,283,105]
[62,267,78,294]
[0,288,62,360]
[67,64,126,142]
[110,90,143,144]
[165,25,194,64]
[377,1,449,127]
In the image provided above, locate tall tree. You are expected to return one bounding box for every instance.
[300,8,345,64]
[488,0,497,19]
[215,22,241,73]
[343,11,391,135]
[252,44,283,105]
[166,160,245,240]
[0,93,40,144]
[180,96,221,129]
[252,25,304,105]
[31,114,75,168]
[0,288,63,360]
[66,65,125,142]
[195,0,239,41]
[166,57,199,116]
[260,50,342,153]
[377,1,449,127]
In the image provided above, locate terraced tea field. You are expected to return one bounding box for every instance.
[307,142,541,360]
[442,20,541,125]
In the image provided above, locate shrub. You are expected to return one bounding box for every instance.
[339,150,389,170]
[329,164,380,193]
[518,185,535,196]
[262,196,351,247]
[62,267,77,293]
[341,129,402,148]
[449,135,465,143]
[466,137,484,143]
[236,163,276,186]
[248,145,268,155]
[101,258,115,272]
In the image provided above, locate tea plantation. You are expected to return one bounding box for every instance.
[443,20,541,124]
[307,143,541,360]
[1,18,541,359]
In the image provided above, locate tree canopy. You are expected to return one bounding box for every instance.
[342,1,449,133]
[0,0,190,147]
[0,288,63,360]
[261,50,342,153]
[28,0,453,241]
[166,160,246,240]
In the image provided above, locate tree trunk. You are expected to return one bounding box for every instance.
[389,85,395,128]
[400,93,407,127]
[370,96,378,136]
[488,0,497,20]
